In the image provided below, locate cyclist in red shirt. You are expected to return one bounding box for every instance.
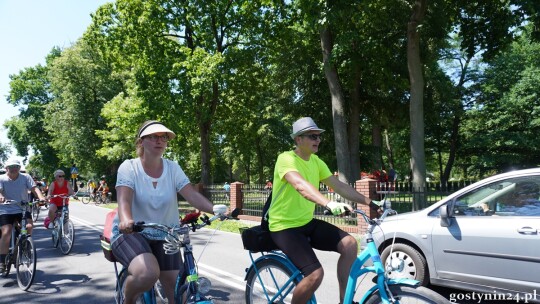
[46,170,74,229]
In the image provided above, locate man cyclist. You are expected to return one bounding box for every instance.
[0,159,46,272]
[87,179,97,197]
[97,176,109,200]
[268,117,383,304]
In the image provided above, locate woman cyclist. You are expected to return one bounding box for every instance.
[111,120,215,304]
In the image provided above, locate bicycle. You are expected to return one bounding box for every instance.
[240,205,449,303]
[81,190,98,204]
[0,200,37,291]
[49,194,76,255]
[85,191,111,205]
[95,191,112,205]
[30,197,48,222]
[114,204,232,304]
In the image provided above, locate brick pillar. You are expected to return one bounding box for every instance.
[355,178,379,234]
[230,182,243,213]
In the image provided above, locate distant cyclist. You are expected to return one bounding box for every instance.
[111,120,215,304]
[97,176,109,200]
[268,117,383,304]
[87,179,97,196]
[0,159,46,272]
[46,169,74,229]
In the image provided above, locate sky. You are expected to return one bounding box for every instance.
[0,0,111,165]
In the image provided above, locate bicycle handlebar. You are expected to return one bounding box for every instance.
[132,206,235,255]
[1,199,35,206]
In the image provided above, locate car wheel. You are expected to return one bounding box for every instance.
[380,243,428,286]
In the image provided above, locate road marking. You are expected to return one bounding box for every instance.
[197,262,246,291]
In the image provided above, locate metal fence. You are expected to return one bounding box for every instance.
[199,180,476,226]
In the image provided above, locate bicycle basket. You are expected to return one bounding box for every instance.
[100,235,116,262]
[240,225,278,253]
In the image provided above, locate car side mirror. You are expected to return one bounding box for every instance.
[439,204,452,227]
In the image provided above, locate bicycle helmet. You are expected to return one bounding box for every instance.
[101,175,106,179]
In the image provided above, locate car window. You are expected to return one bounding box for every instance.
[452,176,540,217]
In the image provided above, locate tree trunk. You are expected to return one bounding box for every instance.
[320,26,352,183]
[349,67,361,181]
[408,0,427,209]
[199,119,212,185]
[372,125,383,170]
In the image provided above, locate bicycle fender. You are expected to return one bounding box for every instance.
[243,253,297,281]
[357,279,420,303]
[386,278,420,286]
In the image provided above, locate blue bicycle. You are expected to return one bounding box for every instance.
[114,205,231,304]
[241,207,449,303]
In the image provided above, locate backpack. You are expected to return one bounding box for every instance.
[100,208,117,262]
[260,193,272,231]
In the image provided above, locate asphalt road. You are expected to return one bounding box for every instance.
[1,201,527,303]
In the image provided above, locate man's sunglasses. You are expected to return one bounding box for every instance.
[57,175,65,178]
[6,165,20,170]
[301,134,323,141]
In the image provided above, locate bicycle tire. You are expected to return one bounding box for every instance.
[95,196,103,206]
[81,195,90,204]
[364,284,449,304]
[16,236,36,291]
[31,203,40,222]
[52,220,60,248]
[154,281,167,303]
[60,219,75,254]
[1,253,11,277]
[116,268,155,304]
[245,258,301,304]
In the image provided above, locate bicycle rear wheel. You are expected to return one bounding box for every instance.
[116,268,155,304]
[31,203,40,222]
[245,258,302,304]
[60,219,75,254]
[364,284,449,304]
[1,253,12,277]
[16,236,36,291]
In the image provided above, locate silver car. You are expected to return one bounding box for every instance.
[366,168,540,302]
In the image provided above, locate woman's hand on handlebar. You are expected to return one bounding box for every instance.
[119,219,135,234]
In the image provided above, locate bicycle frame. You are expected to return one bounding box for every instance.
[245,209,421,304]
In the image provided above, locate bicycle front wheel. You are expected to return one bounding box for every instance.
[245,258,301,304]
[52,221,60,248]
[364,285,449,304]
[116,268,155,304]
[81,195,90,204]
[60,219,75,254]
[16,236,36,291]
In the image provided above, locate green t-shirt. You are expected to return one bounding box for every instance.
[269,151,332,232]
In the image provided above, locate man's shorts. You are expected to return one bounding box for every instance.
[0,212,32,226]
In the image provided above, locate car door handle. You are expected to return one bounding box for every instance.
[517,227,538,234]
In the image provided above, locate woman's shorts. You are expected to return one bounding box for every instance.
[112,233,181,271]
